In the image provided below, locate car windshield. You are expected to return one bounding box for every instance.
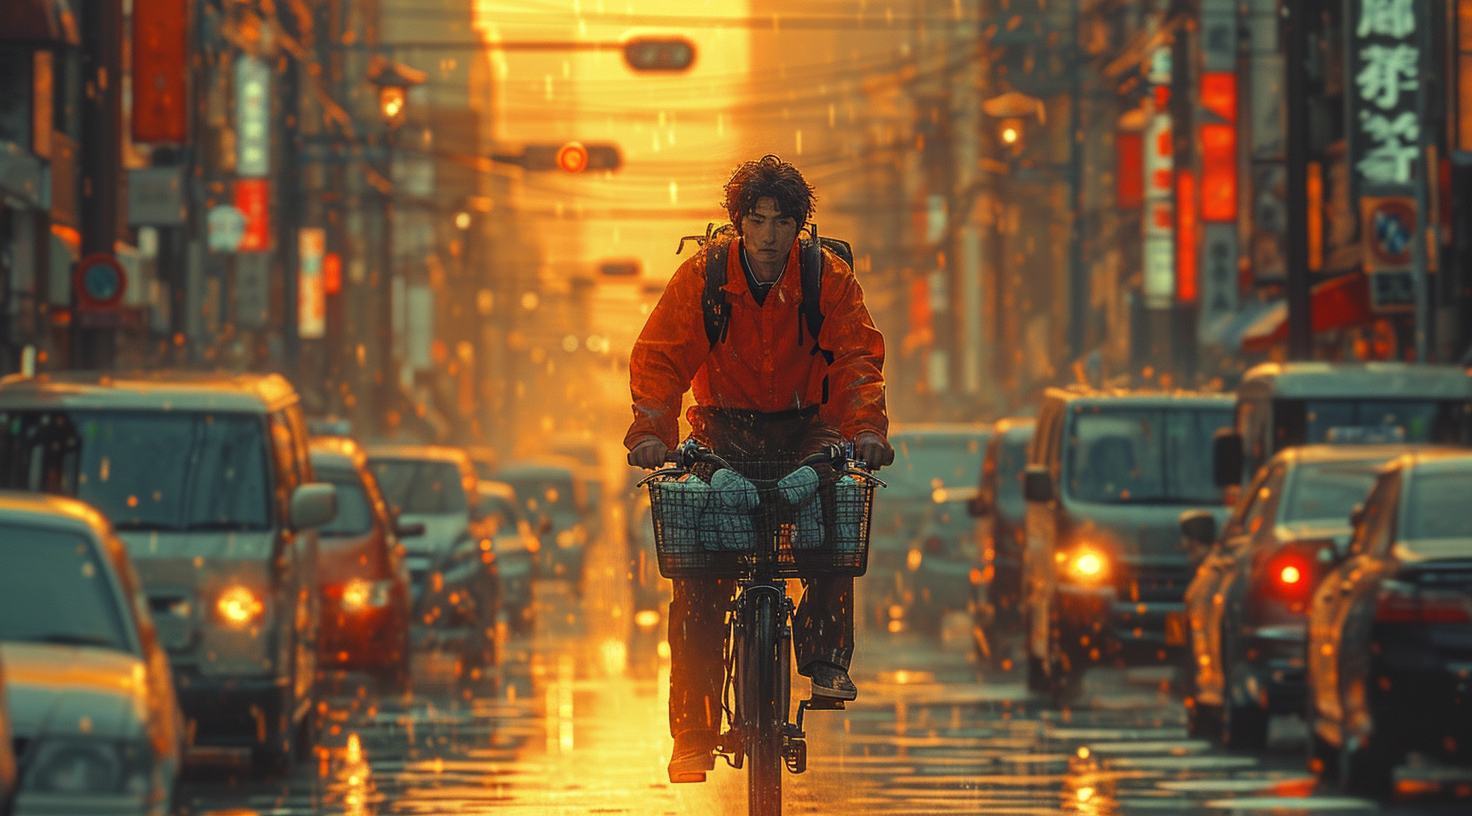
[1303,400,1444,444]
[1281,460,1386,523]
[1066,406,1232,504]
[502,476,575,516]
[0,525,130,652]
[0,409,272,531]
[887,433,987,498]
[318,470,373,537]
[478,492,521,527]
[369,460,467,515]
[1403,471,1472,545]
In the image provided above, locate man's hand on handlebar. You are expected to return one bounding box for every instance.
[854,431,894,469]
[628,438,670,469]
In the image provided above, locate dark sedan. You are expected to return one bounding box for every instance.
[868,424,991,635]
[1181,445,1427,749]
[1306,450,1472,796]
[969,417,1034,655]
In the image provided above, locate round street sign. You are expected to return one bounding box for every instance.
[73,253,128,310]
[1367,198,1415,268]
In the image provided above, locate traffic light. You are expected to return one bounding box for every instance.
[623,37,696,72]
[516,142,623,172]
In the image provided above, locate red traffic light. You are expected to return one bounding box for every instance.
[556,142,589,173]
[515,143,623,172]
[623,37,696,72]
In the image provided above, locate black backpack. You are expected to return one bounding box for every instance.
[676,223,853,363]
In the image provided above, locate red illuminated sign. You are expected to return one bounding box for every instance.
[1116,131,1144,209]
[323,252,342,295]
[1200,124,1237,222]
[235,179,270,252]
[132,0,188,143]
[1176,171,1198,303]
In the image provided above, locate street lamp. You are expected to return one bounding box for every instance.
[365,57,426,437]
[367,57,427,125]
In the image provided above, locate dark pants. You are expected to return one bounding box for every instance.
[668,407,855,740]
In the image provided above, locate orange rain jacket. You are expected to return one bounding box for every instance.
[624,237,887,451]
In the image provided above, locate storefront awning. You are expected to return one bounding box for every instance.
[0,0,80,45]
[1240,271,1373,354]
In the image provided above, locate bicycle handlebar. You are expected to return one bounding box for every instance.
[650,439,880,479]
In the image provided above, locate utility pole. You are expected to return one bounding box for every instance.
[76,0,123,369]
[1282,0,1312,360]
[1065,0,1087,365]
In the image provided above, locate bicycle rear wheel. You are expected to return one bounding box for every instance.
[741,591,783,816]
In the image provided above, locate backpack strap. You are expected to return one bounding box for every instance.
[702,235,732,348]
[798,239,834,365]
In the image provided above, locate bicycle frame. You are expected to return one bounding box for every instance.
[641,439,880,816]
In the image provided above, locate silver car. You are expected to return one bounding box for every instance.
[0,491,184,816]
[0,372,337,774]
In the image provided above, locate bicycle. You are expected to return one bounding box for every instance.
[638,438,884,816]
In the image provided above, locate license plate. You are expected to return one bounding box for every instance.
[1164,611,1188,646]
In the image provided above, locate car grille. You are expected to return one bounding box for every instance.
[1115,561,1194,603]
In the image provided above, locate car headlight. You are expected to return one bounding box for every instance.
[1057,544,1112,585]
[340,579,394,611]
[25,739,152,796]
[215,585,264,627]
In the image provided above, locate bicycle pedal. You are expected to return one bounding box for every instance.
[802,696,846,711]
[668,771,707,784]
[784,738,807,774]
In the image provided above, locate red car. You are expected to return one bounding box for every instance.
[309,437,413,692]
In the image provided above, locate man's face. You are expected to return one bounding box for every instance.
[740,197,799,263]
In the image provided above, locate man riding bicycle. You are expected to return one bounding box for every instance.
[625,155,894,783]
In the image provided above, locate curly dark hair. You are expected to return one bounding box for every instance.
[722,155,816,234]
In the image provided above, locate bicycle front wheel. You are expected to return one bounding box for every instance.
[741,590,783,816]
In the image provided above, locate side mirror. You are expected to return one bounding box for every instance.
[290,483,338,531]
[1212,431,1244,488]
[1349,503,1365,529]
[395,521,426,538]
[1179,509,1218,547]
[1023,465,1054,503]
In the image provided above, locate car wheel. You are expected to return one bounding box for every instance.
[1222,698,1269,751]
[1308,728,1339,782]
[1339,735,1397,798]
[1187,700,1223,741]
[293,704,320,763]
[250,694,294,778]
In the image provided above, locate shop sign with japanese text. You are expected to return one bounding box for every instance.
[1347,0,1429,189]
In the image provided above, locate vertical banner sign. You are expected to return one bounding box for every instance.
[235,56,271,177]
[298,229,326,339]
[131,0,188,143]
[1143,47,1175,308]
[1198,0,1240,340]
[234,179,271,252]
[1457,0,1472,156]
[1346,0,1429,347]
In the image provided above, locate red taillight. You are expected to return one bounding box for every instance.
[924,536,946,556]
[1376,583,1472,624]
[1264,552,1314,601]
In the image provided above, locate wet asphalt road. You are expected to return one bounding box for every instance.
[178,536,1472,815]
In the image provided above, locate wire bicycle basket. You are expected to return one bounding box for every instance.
[645,458,877,579]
